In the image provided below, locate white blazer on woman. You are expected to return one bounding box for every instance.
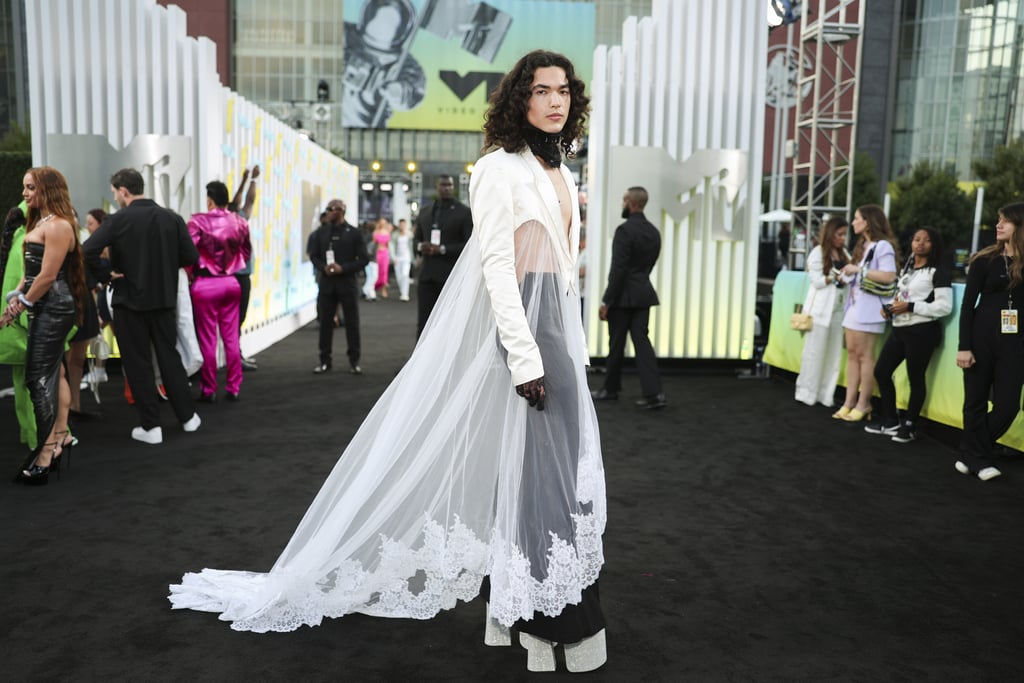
[803,245,846,326]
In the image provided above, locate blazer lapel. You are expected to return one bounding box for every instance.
[561,163,580,269]
[521,150,575,273]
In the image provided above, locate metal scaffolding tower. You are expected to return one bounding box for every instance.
[788,0,866,269]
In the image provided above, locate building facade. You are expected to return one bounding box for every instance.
[889,0,1024,181]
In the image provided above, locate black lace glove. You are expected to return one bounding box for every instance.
[515,376,546,411]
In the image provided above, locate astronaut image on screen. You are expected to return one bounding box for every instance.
[343,0,426,128]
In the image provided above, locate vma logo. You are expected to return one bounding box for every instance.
[607,146,749,241]
[439,70,504,101]
[46,134,193,216]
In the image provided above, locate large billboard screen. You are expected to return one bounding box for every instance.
[342,0,595,130]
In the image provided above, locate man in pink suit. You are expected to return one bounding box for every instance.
[187,181,252,402]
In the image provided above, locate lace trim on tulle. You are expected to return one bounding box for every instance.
[576,417,606,519]
[175,508,605,633]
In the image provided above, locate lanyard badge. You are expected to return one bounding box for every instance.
[1002,281,1018,334]
[1001,309,1018,334]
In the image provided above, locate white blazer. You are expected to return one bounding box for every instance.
[803,245,845,325]
[469,148,585,385]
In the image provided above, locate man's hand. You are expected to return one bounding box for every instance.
[516,376,546,411]
[419,243,441,256]
[956,350,976,369]
[598,304,609,321]
[325,263,342,276]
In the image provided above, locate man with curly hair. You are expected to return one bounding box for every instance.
[168,53,606,675]
[472,49,607,673]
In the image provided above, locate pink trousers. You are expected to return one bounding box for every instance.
[375,249,390,290]
[190,276,242,396]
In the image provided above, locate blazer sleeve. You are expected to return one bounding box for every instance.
[83,220,115,284]
[470,161,543,385]
[913,267,953,319]
[413,207,428,253]
[446,206,473,259]
[958,257,987,351]
[239,217,252,265]
[873,240,897,276]
[805,246,829,290]
[601,223,631,307]
[177,215,199,267]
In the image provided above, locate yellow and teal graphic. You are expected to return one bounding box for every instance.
[342,0,595,131]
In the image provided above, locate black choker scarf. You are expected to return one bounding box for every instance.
[524,125,563,168]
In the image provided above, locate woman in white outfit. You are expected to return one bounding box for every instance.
[392,218,413,301]
[794,216,850,406]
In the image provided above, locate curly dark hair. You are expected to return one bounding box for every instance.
[482,50,590,158]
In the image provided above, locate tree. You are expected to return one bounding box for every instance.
[888,161,973,251]
[972,138,1024,227]
[0,121,31,152]
[834,149,882,213]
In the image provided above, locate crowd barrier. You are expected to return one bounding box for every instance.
[763,269,1024,451]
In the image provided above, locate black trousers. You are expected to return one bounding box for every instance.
[603,306,661,397]
[316,276,359,367]
[113,305,195,430]
[416,280,444,339]
[959,325,1024,469]
[873,320,942,423]
[235,272,251,329]
[480,576,604,644]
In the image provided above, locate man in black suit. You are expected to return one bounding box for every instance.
[307,200,367,375]
[413,175,473,338]
[83,168,201,443]
[592,186,666,409]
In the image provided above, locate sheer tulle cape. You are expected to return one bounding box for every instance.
[168,232,605,633]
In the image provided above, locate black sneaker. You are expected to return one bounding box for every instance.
[864,419,899,435]
[891,421,916,443]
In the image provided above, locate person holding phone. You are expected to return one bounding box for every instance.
[794,216,850,407]
[864,227,952,443]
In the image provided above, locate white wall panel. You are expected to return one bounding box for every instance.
[25,0,359,356]
[587,0,767,360]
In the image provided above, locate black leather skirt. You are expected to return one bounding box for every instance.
[24,250,77,455]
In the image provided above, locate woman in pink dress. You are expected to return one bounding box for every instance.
[373,218,391,298]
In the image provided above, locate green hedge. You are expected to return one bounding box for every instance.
[0,152,32,211]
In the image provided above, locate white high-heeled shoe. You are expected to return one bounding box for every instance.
[519,633,556,672]
[519,629,608,673]
[483,602,511,647]
[564,628,607,673]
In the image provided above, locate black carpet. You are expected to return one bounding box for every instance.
[2,296,1023,682]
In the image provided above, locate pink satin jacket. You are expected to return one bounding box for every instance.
[187,208,252,276]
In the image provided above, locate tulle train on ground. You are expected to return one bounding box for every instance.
[169,236,605,633]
